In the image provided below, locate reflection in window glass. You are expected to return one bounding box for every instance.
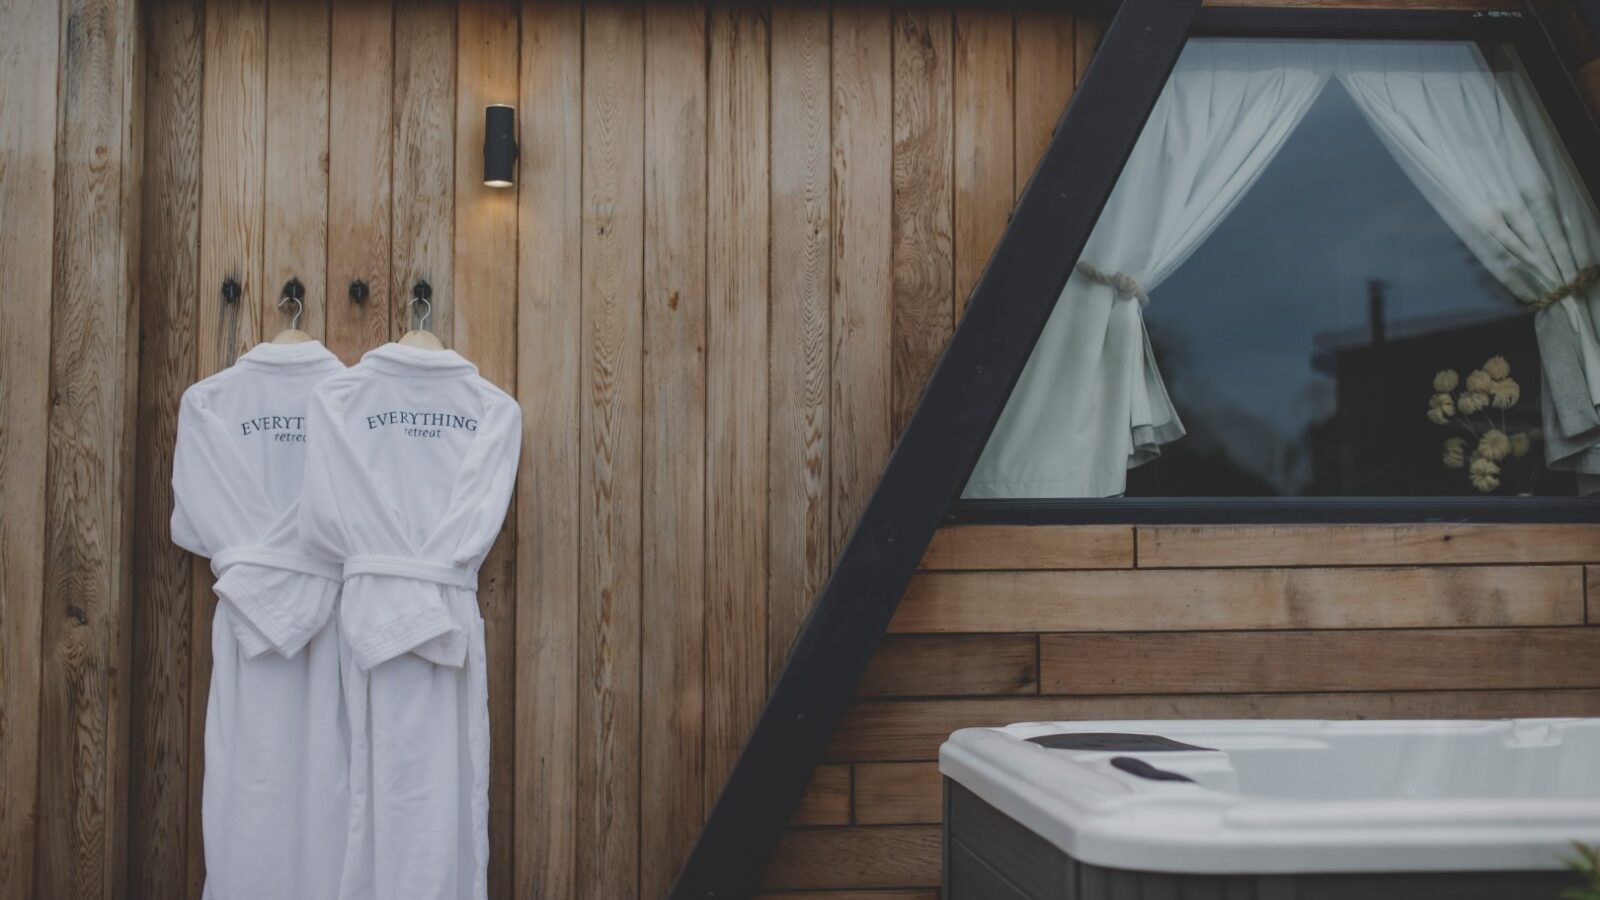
[964,38,1600,500]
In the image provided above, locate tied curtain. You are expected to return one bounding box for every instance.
[965,38,1600,499]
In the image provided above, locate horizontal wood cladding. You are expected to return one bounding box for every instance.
[892,565,1585,633]
[1040,628,1600,694]
[1139,524,1600,568]
[855,762,943,825]
[859,634,1038,696]
[1203,0,1523,7]
[1590,566,1598,623]
[793,764,852,827]
[763,826,943,891]
[828,690,1600,762]
[755,892,938,900]
[920,525,1134,570]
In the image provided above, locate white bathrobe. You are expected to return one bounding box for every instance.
[298,342,521,900]
[171,339,349,900]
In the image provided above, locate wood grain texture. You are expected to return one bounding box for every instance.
[1589,566,1597,624]
[952,8,1013,312]
[641,3,707,895]
[890,8,953,436]
[1012,8,1074,198]
[1578,58,1600,116]
[830,691,1600,762]
[860,634,1038,697]
[0,0,60,893]
[1041,628,1600,695]
[768,2,833,683]
[39,0,142,894]
[1074,9,1103,85]
[263,0,330,340]
[830,4,894,557]
[793,764,852,827]
[763,826,942,891]
[705,1,770,811]
[392,0,457,343]
[452,4,519,897]
[577,5,645,898]
[515,3,583,898]
[921,525,1134,570]
[854,762,942,825]
[128,1,203,895]
[193,2,269,889]
[327,0,393,362]
[892,566,1585,633]
[1138,524,1600,569]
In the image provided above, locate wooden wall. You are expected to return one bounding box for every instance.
[6,0,1600,899]
[759,523,1600,896]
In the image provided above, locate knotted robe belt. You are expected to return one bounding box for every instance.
[210,546,344,659]
[343,555,480,591]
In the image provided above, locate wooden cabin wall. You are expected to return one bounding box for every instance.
[761,523,1600,895]
[5,0,1600,898]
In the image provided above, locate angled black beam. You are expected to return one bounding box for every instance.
[668,1,1201,896]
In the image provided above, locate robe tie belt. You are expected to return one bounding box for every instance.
[343,555,480,591]
[211,546,345,583]
[1076,260,1150,308]
[1524,264,1600,312]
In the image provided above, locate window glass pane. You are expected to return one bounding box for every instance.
[964,37,1600,500]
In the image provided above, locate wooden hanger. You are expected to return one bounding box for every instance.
[400,280,445,351]
[271,281,313,344]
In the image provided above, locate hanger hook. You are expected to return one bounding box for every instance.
[278,279,305,330]
[411,280,433,331]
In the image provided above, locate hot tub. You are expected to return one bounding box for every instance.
[940,719,1600,899]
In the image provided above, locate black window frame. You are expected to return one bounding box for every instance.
[949,5,1600,527]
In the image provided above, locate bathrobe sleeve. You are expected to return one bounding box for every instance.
[173,385,339,659]
[445,386,523,569]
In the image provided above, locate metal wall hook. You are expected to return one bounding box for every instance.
[349,279,370,304]
[410,280,433,331]
[221,278,241,304]
[278,278,306,330]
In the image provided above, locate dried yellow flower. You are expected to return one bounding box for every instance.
[1426,408,1449,425]
[1511,432,1532,457]
[1433,369,1460,392]
[1457,391,1489,414]
[1477,430,1511,462]
[1470,473,1501,492]
[1470,456,1501,476]
[1466,369,1494,393]
[1489,377,1520,409]
[1484,355,1511,380]
[1442,437,1467,469]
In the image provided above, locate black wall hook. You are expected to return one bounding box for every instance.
[348,279,370,304]
[282,277,305,302]
[412,279,433,301]
[221,278,241,304]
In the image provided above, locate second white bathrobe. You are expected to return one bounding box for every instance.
[299,342,521,900]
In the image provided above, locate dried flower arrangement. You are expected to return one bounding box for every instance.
[1426,356,1539,494]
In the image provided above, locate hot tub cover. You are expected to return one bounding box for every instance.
[940,719,1600,875]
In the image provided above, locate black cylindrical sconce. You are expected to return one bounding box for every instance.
[484,104,517,188]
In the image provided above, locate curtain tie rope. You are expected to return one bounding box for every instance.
[1076,260,1150,308]
[1525,264,1600,312]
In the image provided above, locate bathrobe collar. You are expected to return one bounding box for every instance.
[236,339,341,370]
[361,341,479,377]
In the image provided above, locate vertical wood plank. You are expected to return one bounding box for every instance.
[128,1,202,896]
[193,1,268,890]
[642,3,708,894]
[392,0,457,343]
[705,1,771,811]
[515,2,583,897]
[830,4,893,556]
[39,0,143,894]
[1012,10,1074,198]
[0,0,60,894]
[890,8,953,435]
[327,0,393,362]
[263,0,331,339]
[453,3,518,897]
[767,4,832,681]
[952,9,1013,312]
[578,5,644,898]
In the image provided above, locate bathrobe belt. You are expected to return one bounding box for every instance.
[342,555,480,591]
[209,546,345,660]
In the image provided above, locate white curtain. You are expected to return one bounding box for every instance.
[963,40,1329,498]
[1338,41,1600,480]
